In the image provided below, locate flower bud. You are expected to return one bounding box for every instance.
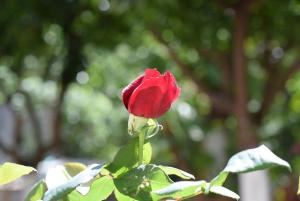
[128,114,149,136]
[122,68,180,118]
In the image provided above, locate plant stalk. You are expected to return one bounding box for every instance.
[138,131,145,165]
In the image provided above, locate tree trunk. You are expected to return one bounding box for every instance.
[232,0,257,150]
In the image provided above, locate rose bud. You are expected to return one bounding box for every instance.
[122,68,180,119]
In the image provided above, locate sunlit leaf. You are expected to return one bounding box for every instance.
[223,145,291,173]
[83,176,114,200]
[45,165,70,190]
[43,164,103,201]
[64,163,90,195]
[209,186,240,200]
[210,145,291,188]
[159,166,195,180]
[0,162,36,185]
[64,162,86,177]
[106,138,152,176]
[114,188,138,201]
[25,180,47,201]
[153,180,206,200]
[209,172,229,188]
[66,176,114,201]
[114,164,172,201]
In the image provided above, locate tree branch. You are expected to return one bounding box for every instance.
[49,12,84,151]
[50,84,67,150]
[256,58,300,122]
[17,90,43,150]
[196,48,231,91]
[150,29,233,116]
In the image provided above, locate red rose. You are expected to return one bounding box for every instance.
[122,68,180,118]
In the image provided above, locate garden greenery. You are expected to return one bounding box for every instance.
[0,144,292,201]
[0,69,294,201]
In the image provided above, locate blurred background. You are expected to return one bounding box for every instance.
[0,0,300,200]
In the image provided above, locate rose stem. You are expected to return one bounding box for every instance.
[138,131,145,165]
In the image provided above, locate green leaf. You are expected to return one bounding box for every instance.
[159,166,195,180]
[154,180,239,200]
[25,180,47,201]
[209,186,240,200]
[61,191,82,201]
[44,165,71,191]
[114,188,138,201]
[0,162,36,185]
[209,172,229,188]
[153,180,206,200]
[65,176,114,201]
[43,164,103,201]
[64,162,87,177]
[114,164,172,201]
[210,145,291,188]
[223,145,291,173]
[83,176,114,200]
[106,138,152,176]
[45,163,92,192]
[64,162,90,196]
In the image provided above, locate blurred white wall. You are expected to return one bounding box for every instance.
[239,170,271,201]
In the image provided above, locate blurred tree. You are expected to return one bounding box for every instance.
[124,0,300,200]
[0,0,131,165]
[129,0,300,149]
[0,0,300,200]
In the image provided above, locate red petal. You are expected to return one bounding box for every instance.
[128,76,168,118]
[144,68,161,79]
[157,72,180,116]
[122,75,144,109]
[129,86,164,118]
[128,71,180,118]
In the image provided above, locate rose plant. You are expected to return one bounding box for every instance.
[0,68,293,201]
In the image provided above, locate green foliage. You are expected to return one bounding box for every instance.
[114,188,138,201]
[64,163,87,177]
[153,180,206,200]
[209,186,240,200]
[23,143,291,201]
[1,1,299,200]
[25,180,47,201]
[153,180,240,200]
[223,145,291,173]
[154,144,290,201]
[106,138,152,176]
[114,164,172,201]
[43,164,103,201]
[66,176,114,201]
[0,162,36,185]
[209,171,229,188]
[0,0,298,187]
[158,165,195,180]
[83,176,114,201]
[210,145,291,188]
